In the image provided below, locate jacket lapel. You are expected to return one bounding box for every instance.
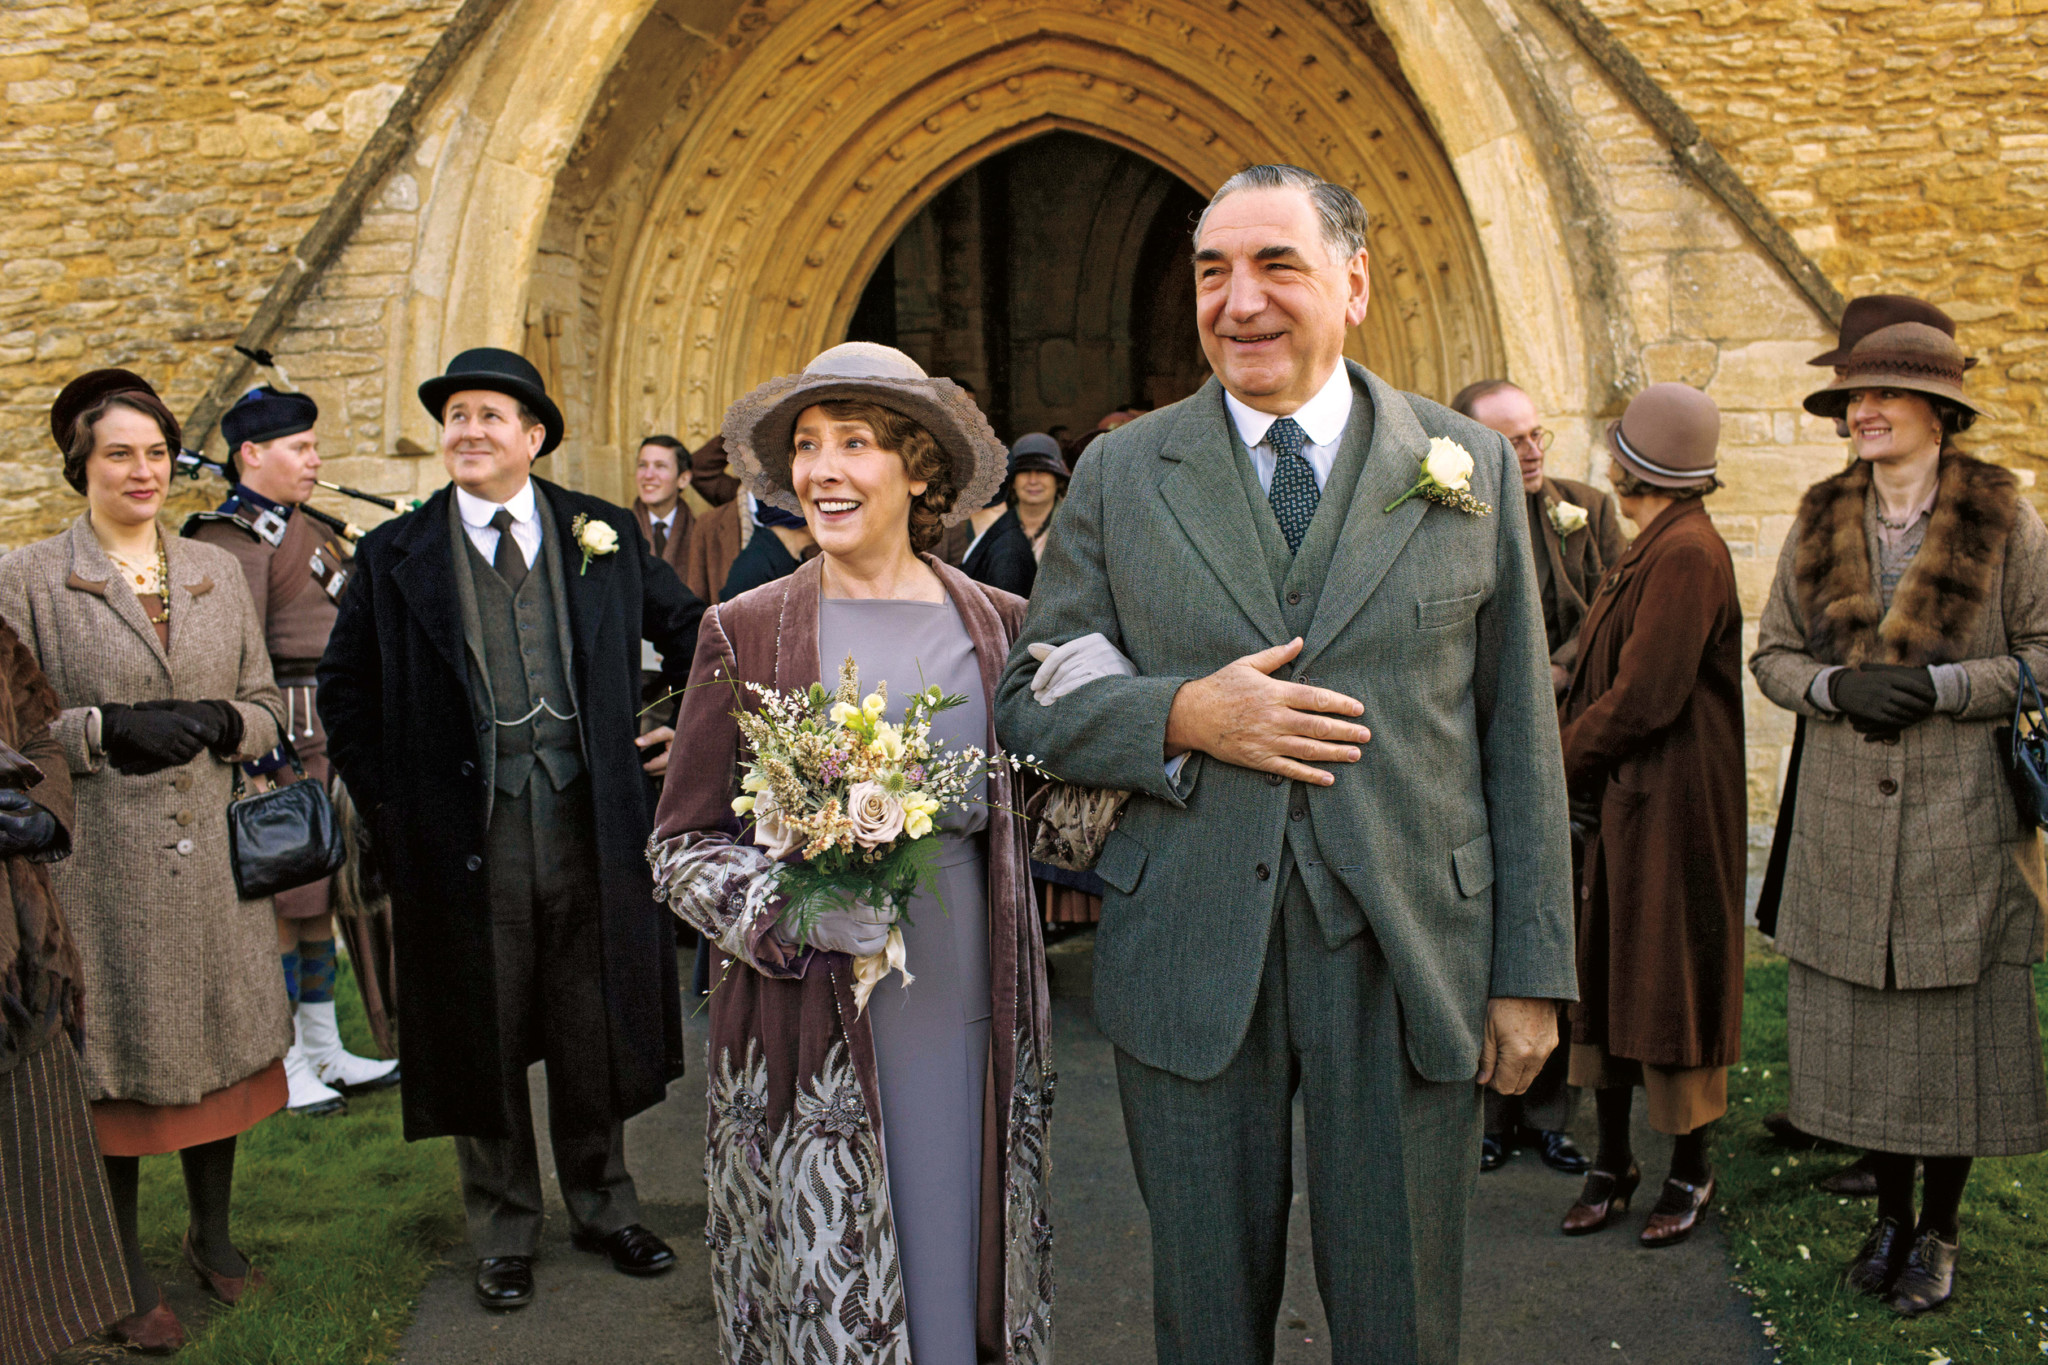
[1156,381,1291,645]
[772,556,824,694]
[390,486,470,684]
[68,516,170,674]
[1538,479,1590,621]
[539,478,607,686]
[161,534,218,677]
[1297,367,1431,671]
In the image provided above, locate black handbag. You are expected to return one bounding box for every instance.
[226,738,347,898]
[1995,657,2048,831]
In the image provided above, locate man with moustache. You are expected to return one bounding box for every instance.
[998,165,1574,1364]
[318,349,704,1312]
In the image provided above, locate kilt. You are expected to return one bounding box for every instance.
[0,1033,131,1365]
[1788,960,2048,1157]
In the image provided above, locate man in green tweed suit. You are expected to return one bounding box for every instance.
[996,166,1577,1364]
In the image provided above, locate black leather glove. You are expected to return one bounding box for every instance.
[133,699,244,755]
[1829,664,1938,736]
[0,788,60,859]
[98,702,210,775]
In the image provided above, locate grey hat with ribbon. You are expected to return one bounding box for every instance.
[1604,382,1721,490]
[720,342,1007,526]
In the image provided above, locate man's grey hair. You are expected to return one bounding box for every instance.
[1194,165,1370,261]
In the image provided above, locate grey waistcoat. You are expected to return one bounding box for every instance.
[1229,397,1379,947]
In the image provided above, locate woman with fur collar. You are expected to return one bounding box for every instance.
[1751,317,2048,1318]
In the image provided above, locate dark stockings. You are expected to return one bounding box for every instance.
[1919,1156,1972,1241]
[1593,1085,1634,1174]
[1670,1122,1714,1186]
[1870,1151,1918,1229]
[100,1136,248,1306]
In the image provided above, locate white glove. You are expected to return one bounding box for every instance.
[1028,633,1138,706]
[779,897,893,957]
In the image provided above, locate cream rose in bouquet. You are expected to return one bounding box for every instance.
[728,656,987,1010]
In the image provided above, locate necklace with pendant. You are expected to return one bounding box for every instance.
[106,537,171,623]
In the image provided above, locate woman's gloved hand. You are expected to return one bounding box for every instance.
[133,699,244,755]
[1028,633,1137,706]
[98,702,210,775]
[776,897,893,957]
[1829,664,1937,736]
[0,788,60,859]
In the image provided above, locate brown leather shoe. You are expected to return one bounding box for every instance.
[1639,1172,1715,1247]
[107,1292,185,1354]
[1561,1162,1641,1235]
[1816,1153,1883,1198]
[183,1228,268,1305]
[1844,1215,1910,1295]
[1884,1228,1958,1316]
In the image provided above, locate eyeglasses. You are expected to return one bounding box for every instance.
[1508,428,1555,454]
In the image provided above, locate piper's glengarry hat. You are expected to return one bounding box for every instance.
[221,386,318,452]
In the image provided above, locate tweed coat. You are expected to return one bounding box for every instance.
[1533,474,1627,671]
[995,365,1577,1087]
[1752,454,2048,989]
[683,495,748,605]
[0,516,286,1105]
[318,478,705,1141]
[648,556,1054,1365]
[1560,499,1747,1069]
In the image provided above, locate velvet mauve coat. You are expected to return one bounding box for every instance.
[1560,498,1747,1070]
[648,555,1054,1365]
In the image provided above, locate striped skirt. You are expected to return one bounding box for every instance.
[0,1032,131,1365]
[1788,960,2048,1157]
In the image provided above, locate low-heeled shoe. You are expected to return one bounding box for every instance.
[1561,1162,1641,1235]
[1885,1228,1958,1316]
[1524,1127,1591,1175]
[1639,1172,1714,1248]
[1845,1216,1910,1296]
[474,1256,534,1311]
[107,1293,185,1354]
[572,1223,677,1276]
[1816,1155,1883,1198]
[183,1229,267,1305]
[1480,1134,1509,1172]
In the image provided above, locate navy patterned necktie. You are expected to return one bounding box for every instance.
[1265,416,1319,554]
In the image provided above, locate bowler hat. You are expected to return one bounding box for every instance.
[221,385,318,452]
[721,343,1006,527]
[1803,322,1984,420]
[1809,295,1976,371]
[1008,433,1070,480]
[1604,383,1721,490]
[417,347,564,455]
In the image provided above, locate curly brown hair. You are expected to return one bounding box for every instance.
[62,391,181,494]
[811,399,958,554]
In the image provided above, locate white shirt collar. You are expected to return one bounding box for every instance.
[1223,362,1354,452]
[455,479,536,529]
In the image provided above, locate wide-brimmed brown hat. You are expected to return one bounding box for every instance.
[1604,382,1721,490]
[1809,294,1975,370]
[721,342,1006,526]
[1803,322,1984,419]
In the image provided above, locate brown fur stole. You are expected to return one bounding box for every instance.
[1792,454,2017,666]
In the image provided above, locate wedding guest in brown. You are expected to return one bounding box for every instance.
[681,435,749,604]
[0,370,288,1347]
[1558,383,1746,1249]
[1752,321,2048,1316]
[631,435,695,580]
[0,611,133,1364]
[649,343,1053,1364]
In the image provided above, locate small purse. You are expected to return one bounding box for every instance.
[1023,779,1130,873]
[1995,657,2048,831]
[226,737,346,899]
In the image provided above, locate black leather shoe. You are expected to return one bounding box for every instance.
[1885,1228,1958,1316]
[474,1256,533,1311]
[572,1223,676,1277]
[1845,1216,1910,1296]
[1526,1128,1591,1175]
[1480,1134,1509,1172]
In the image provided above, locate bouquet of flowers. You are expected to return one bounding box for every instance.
[729,656,988,1011]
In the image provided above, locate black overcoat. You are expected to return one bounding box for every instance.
[317,478,704,1140]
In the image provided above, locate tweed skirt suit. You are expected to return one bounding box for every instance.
[0,516,288,1130]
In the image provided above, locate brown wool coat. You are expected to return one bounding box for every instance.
[0,517,287,1105]
[632,497,695,585]
[0,615,79,1075]
[649,556,1053,1365]
[1535,474,1628,671]
[1752,455,2048,989]
[1561,499,1747,1069]
[682,496,748,605]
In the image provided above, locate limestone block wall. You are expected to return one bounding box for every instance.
[0,0,461,552]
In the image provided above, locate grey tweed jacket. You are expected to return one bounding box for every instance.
[995,365,1576,1085]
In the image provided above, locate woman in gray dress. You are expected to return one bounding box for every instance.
[650,343,1054,1365]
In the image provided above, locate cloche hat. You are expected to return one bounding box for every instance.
[1802,322,1984,420]
[1604,383,1721,490]
[1809,295,1975,371]
[417,347,565,455]
[720,342,1006,526]
[1008,432,1071,480]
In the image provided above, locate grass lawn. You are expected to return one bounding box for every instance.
[1719,935,2048,1364]
[123,960,462,1364]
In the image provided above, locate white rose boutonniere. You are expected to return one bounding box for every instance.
[1549,499,1589,537]
[1386,436,1493,517]
[569,512,619,575]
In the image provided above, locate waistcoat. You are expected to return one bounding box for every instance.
[461,528,586,797]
